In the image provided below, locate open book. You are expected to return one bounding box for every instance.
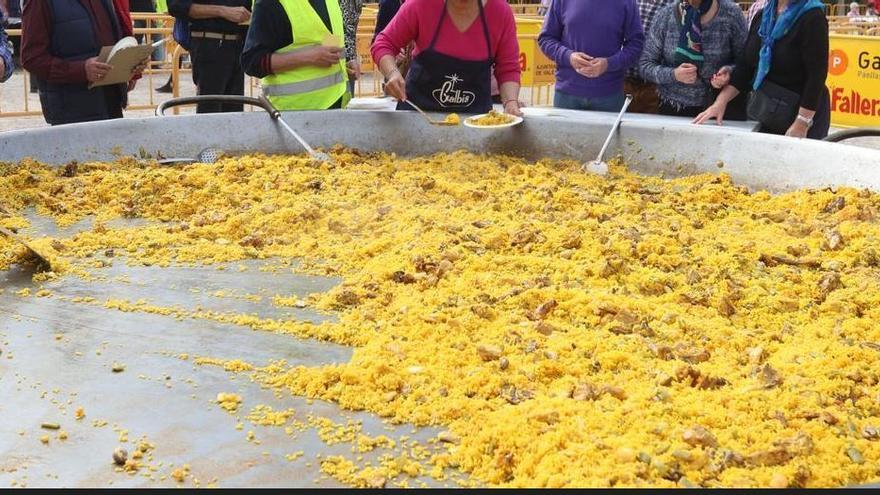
[89,36,157,88]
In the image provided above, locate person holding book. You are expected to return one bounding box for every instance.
[21,0,146,125]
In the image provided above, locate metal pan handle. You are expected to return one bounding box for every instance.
[155,95,275,117]
[823,128,880,143]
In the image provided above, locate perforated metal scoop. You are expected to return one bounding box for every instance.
[157,147,225,165]
[583,95,633,176]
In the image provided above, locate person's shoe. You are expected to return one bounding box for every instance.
[155,82,173,94]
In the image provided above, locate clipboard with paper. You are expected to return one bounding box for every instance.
[89,37,163,88]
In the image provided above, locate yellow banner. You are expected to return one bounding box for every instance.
[516,18,556,86]
[828,35,880,128]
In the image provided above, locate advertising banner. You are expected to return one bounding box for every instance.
[828,35,880,128]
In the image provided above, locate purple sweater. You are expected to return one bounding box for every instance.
[539,0,645,98]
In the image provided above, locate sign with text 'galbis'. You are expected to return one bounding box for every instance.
[828,35,880,128]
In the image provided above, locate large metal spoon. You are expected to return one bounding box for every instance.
[0,226,52,272]
[403,100,459,126]
[583,94,633,175]
[260,96,334,163]
[155,95,333,164]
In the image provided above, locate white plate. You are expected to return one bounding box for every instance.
[463,113,524,129]
[347,97,398,111]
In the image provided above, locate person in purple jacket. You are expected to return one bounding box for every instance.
[539,0,645,112]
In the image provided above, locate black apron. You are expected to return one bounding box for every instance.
[397,0,494,114]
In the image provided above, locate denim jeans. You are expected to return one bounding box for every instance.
[554,89,626,113]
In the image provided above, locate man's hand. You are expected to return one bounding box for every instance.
[384,69,406,102]
[674,63,698,84]
[347,58,361,81]
[0,59,5,81]
[132,57,149,79]
[128,79,138,92]
[710,66,731,89]
[306,46,344,68]
[84,57,113,83]
[221,6,251,24]
[569,52,592,72]
[579,57,609,78]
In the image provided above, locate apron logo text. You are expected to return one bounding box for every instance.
[432,74,476,108]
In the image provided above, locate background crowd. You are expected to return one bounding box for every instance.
[0,0,873,140]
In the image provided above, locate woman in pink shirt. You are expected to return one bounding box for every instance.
[371,0,523,115]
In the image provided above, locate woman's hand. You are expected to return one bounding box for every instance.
[384,69,407,102]
[785,119,810,138]
[347,58,361,81]
[710,66,731,89]
[503,99,523,117]
[693,101,728,126]
[674,63,698,84]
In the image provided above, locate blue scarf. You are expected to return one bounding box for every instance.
[753,0,825,90]
[674,0,714,69]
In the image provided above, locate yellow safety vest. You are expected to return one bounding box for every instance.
[262,0,349,111]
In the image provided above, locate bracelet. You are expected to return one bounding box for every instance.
[796,114,814,128]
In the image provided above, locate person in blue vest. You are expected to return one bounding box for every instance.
[21,0,145,125]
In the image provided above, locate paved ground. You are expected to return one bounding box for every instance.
[1,68,213,132]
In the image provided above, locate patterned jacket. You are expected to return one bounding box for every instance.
[340,0,364,63]
[1,23,13,83]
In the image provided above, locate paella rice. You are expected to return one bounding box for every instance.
[1,150,880,487]
[466,110,515,127]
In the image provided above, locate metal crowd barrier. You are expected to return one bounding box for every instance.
[3,6,868,120]
[0,12,555,119]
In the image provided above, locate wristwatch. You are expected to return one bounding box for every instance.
[796,114,814,128]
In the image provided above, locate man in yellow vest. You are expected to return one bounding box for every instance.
[241,0,349,110]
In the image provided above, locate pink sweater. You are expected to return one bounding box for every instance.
[371,0,521,85]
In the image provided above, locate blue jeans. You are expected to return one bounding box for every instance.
[554,89,625,112]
